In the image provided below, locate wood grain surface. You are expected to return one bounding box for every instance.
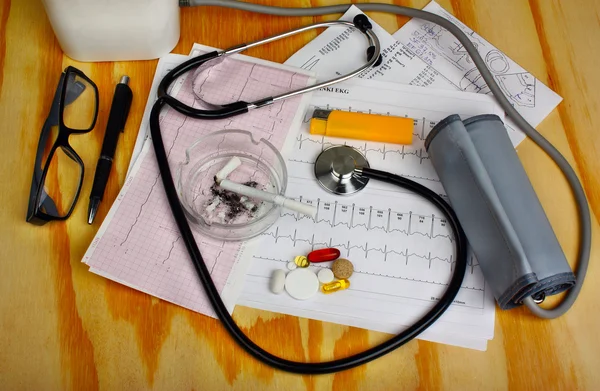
[1,0,599,389]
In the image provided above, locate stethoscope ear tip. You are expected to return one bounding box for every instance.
[353,14,373,32]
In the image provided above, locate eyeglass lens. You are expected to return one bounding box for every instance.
[63,73,97,131]
[40,145,83,217]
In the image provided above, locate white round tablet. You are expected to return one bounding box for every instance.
[287,261,298,271]
[317,268,334,284]
[285,268,319,300]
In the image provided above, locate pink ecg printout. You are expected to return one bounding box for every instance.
[83,50,312,317]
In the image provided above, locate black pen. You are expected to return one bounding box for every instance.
[88,76,133,224]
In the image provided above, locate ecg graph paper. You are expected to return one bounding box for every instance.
[83,53,312,317]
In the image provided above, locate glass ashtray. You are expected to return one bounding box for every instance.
[176,129,287,241]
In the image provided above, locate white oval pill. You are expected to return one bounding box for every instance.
[285,268,319,300]
[269,269,286,294]
[317,268,334,284]
[287,262,297,271]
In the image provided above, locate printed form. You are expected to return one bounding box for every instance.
[98,2,564,350]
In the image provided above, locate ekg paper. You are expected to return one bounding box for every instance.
[83,45,314,318]
[127,53,188,175]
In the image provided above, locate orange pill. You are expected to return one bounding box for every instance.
[321,279,350,294]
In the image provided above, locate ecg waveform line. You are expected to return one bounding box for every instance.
[257,229,482,289]
[294,133,430,164]
[278,197,454,242]
[253,256,482,291]
[262,227,451,264]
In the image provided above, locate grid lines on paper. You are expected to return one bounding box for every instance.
[86,55,310,317]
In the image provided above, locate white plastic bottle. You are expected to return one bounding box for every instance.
[41,0,180,62]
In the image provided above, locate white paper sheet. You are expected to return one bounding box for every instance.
[237,78,500,349]
[284,6,452,89]
[285,5,562,147]
[392,1,562,140]
[242,300,489,351]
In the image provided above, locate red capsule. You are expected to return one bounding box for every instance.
[307,248,341,263]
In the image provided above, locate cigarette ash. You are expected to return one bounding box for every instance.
[203,181,262,224]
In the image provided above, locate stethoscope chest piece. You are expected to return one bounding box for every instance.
[314,145,370,195]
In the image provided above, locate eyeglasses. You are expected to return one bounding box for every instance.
[26,66,99,225]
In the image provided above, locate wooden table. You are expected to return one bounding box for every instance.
[1,0,599,389]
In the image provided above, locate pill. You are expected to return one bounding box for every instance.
[321,279,350,294]
[294,255,310,268]
[317,268,334,284]
[269,269,286,294]
[287,261,298,271]
[285,268,319,300]
[307,248,341,263]
[332,258,354,279]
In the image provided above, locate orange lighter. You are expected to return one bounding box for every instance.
[309,109,413,145]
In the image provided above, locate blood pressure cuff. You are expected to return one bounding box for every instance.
[425,114,575,309]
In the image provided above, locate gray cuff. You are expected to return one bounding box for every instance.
[427,114,574,310]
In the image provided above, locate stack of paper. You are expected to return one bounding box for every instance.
[83,45,315,318]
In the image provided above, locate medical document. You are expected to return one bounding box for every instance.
[392,1,562,133]
[83,45,315,318]
[285,4,562,147]
[237,79,503,350]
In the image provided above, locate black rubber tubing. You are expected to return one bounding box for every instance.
[150,97,468,374]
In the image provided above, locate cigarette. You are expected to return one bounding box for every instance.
[215,156,242,183]
[219,179,317,219]
[214,156,317,219]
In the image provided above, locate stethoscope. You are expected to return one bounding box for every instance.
[155,15,381,120]
[149,14,469,374]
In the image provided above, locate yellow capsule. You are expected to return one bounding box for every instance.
[294,255,309,268]
[320,279,350,294]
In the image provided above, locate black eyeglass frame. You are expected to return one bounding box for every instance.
[26,66,99,225]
